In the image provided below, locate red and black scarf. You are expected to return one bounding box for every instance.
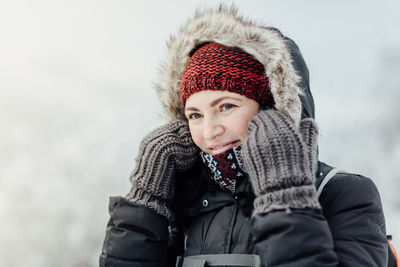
[200,146,247,193]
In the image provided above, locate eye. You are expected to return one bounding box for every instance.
[187,112,202,120]
[220,103,236,111]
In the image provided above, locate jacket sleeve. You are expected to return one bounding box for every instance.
[99,197,169,267]
[250,174,388,267]
[320,173,388,266]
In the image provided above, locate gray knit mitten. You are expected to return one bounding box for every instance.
[126,120,199,219]
[242,109,321,215]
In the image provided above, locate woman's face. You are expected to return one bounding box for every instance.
[185,90,260,155]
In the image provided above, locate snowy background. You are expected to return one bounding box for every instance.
[1,0,399,266]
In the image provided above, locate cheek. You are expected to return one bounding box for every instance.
[233,111,258,139]
[235,119,250,139]
[189,125,203,148]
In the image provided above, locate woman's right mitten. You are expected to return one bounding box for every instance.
[126,120,199,220]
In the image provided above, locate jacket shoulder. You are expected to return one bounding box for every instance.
[320,172,383,215]
[320,171,385,219]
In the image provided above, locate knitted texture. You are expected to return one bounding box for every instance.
[200,146,246,193]
[242,109,320,215]
[299,118,319,177]
[126,120,199,219]
[179,42,274,108]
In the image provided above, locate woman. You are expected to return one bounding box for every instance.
[100,7,388,267]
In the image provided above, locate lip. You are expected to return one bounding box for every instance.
[208,140,241,155]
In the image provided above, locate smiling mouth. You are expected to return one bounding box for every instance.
[209,140,241,155]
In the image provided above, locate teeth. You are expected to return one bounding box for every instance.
[210,141,239,152]
[214,143,231,150]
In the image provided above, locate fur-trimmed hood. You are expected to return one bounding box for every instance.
[155,6,314,125]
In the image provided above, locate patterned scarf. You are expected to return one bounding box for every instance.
[200,146,247,193]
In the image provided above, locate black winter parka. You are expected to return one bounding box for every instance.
[100,161,387,266]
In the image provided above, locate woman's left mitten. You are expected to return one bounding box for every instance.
[298,118,319,177]
[242,109,320,215]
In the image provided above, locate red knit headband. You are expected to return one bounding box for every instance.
[179,42,274,108]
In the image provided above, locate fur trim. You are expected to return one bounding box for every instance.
[155,6,303,125]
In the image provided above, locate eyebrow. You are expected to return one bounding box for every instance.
[185,96,243,112]
[210,96,242,107]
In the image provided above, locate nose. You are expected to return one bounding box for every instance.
[203,116,224,140]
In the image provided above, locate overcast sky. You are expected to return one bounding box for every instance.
[1,1,399,266]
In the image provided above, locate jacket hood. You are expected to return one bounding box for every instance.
[155,6,314,125]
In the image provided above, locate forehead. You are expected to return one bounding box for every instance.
[185,90,248,106]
